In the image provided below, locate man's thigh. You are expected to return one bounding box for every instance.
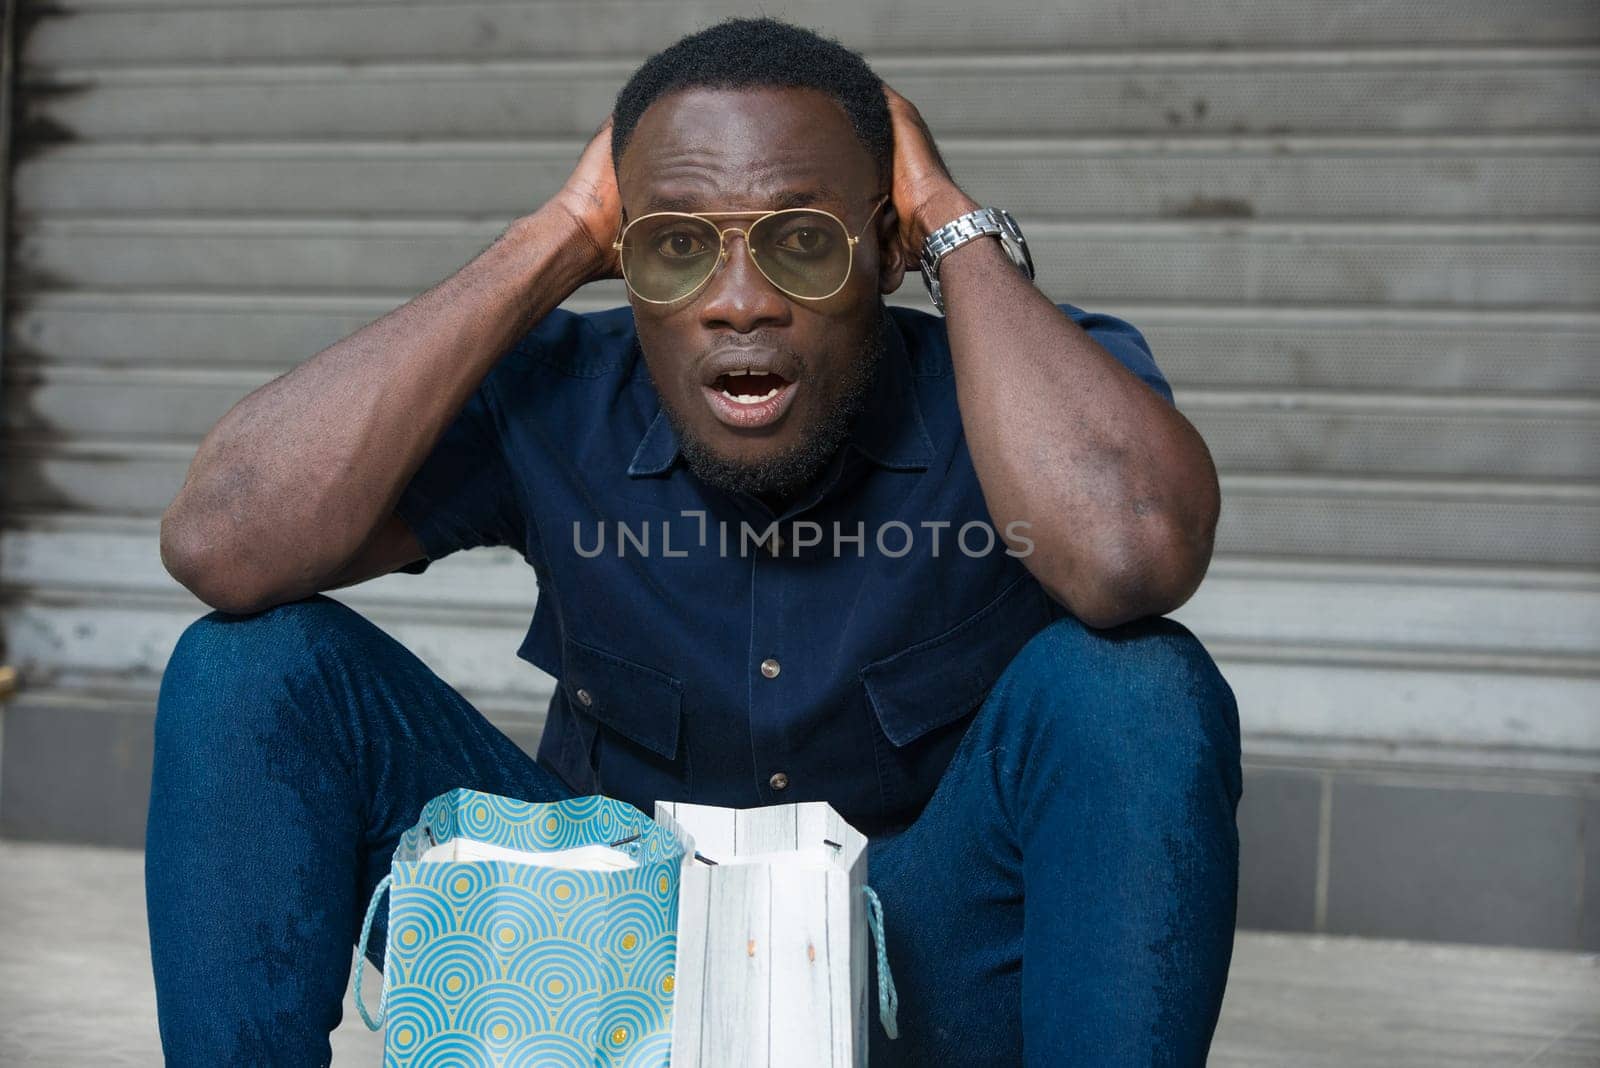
[862,612,1241,1068]
[147,593,580,1063]
[864,693,1026,1068]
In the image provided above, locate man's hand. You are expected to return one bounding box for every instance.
[549,113,624,284]
[882,84,981,263]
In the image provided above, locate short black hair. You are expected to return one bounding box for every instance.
[611,17,892,192]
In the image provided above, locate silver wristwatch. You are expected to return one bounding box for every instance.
[918,206,1035,313]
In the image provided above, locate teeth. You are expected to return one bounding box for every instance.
[715,366,785,404]
[721,387,780,404]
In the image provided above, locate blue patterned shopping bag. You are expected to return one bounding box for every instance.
[353,789,690,1068]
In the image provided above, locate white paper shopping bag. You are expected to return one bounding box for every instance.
[654,800,898,1067]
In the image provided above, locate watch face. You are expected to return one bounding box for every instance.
[994,211,1034,278]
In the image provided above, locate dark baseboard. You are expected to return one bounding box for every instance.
[3,691,1596,951]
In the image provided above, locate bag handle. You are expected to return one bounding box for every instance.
[862,884,899,1040]
[354,873,392,1031]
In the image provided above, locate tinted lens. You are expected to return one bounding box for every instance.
[618,214,724,302]
[748,210,853,298]
[619,210,854,302]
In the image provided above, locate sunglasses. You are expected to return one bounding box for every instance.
[612,194,890,305]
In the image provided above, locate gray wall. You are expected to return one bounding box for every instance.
[1,0,1596,949]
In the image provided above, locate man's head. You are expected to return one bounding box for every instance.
[610,18,909,502]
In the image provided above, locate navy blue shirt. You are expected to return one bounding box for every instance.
[395,301,1172,837]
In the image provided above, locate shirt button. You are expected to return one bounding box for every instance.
[769,772,790,791]
[760,658,781,679]
[575,687,593,707]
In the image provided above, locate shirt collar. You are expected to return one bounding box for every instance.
[626,401,681,477]
[627,308,934,479]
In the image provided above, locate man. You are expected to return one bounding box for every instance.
[150,16,1240,1066]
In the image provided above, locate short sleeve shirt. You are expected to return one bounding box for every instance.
[395,301,1172,837]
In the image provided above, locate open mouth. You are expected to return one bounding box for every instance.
[702,367,798,429]
[714,368,790,404]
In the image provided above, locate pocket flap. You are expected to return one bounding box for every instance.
[558,634,684,759]
[860,573,1054,748]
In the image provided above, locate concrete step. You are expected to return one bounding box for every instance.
[1,840,1595,1066]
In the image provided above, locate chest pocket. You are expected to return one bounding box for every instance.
[858,571,1056,820]
[554,633,691,809]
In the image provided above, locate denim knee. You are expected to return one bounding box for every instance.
[984,613,1242,802]
[156,593,364,740]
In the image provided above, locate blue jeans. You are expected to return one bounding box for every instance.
[147,593,1241,1066]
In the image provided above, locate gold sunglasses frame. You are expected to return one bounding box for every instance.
[611,194,890,305]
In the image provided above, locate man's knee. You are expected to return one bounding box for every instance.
[987,613,1242,798]
[167,592,368,669]
[1007,613,1232,700]
[157,593,366,738]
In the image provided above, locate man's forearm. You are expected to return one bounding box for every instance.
[922,192,1220,628]
[161,205,596,611]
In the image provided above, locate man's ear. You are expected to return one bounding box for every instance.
[876,203,909,296]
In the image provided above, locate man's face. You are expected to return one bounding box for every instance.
[616,86,906,501]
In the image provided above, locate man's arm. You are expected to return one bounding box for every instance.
[934,205,1218,628]
[883,87,1219,629]
[161,119,621,614]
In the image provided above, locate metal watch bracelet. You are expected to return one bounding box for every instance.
[917,206,1035,313]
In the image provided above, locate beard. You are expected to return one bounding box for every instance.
[664,306,889,501]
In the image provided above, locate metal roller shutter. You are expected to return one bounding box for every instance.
[2,0,1596,847]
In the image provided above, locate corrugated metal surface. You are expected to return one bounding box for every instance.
[2,0,1597,777]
